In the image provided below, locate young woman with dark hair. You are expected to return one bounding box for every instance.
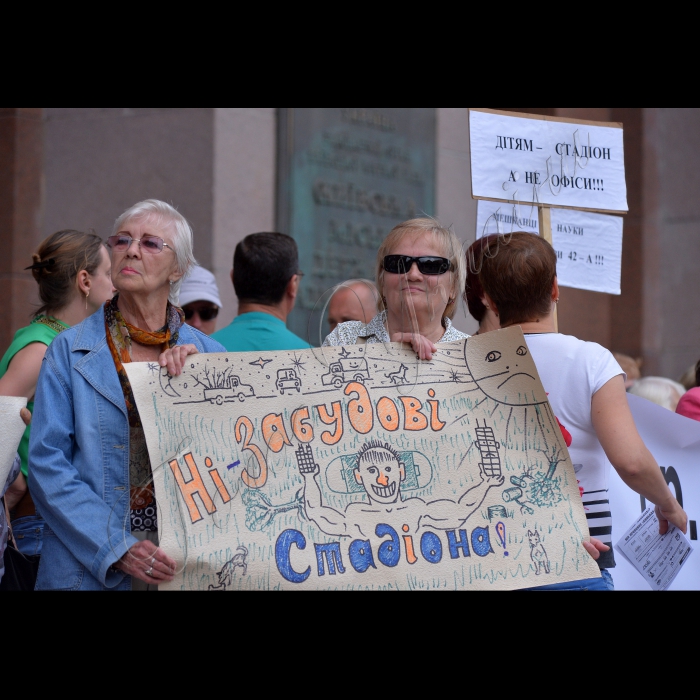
[0,229,115,556]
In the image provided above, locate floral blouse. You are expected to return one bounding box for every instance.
[323,310,469,346]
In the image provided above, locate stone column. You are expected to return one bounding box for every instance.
[212,108,278,331]
[0,108,44,353]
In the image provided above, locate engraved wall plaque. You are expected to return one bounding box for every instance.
[277,108,436,343]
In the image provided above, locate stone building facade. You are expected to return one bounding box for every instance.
[1,107,698,380]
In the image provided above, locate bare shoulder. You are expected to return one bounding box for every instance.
[0,342,48,398]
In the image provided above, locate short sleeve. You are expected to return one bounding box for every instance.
[590,345,625,395]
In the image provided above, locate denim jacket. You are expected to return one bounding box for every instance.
[28,306,225,590]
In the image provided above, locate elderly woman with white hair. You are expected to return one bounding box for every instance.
[29,199,225,590]
[324,218,468,354]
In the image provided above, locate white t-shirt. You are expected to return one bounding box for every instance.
[525,333,624,569]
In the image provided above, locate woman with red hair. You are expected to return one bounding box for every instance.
[476,232,687,590]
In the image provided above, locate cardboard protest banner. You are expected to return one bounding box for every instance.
[0,396,28,488]
[608,395,699,590]
[124,327,600,590]
[476,200,623,295]
[469,109,628,213]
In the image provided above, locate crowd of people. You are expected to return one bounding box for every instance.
[0,200,689,591]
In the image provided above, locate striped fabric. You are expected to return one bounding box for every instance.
[582,488,615,568]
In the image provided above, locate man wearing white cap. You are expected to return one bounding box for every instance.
[178,265,222,336]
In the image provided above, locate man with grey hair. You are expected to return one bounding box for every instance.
[327,279,378,332]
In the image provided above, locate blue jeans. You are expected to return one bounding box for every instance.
[521,569,614,591]
[12,515,45,556]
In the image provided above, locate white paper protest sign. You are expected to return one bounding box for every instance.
[475,201,623,295]
[550,209,622,295]
[470,109,628,213]
[608,395,699,590]
[475,199,539,238]
[0,396,28,488]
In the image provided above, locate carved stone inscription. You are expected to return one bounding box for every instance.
[277,108,436,343]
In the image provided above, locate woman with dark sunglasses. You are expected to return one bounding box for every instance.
[179,265,222,336]
[323,218,468,357]
[28,199,225,590]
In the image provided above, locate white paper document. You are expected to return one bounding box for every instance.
[470,109,628,212]
[0,396,28,488]
[476,199,539,238]
[475,201,623,295]
[550,208,623,295]
[616,507,693,591]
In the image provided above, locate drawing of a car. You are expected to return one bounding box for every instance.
[276,368,301,394]
[321,357,370,388]
[204,375,255,404]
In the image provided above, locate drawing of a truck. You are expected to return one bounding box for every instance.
[276,368,301,394]
[204,375,255,404]
[321,357,370,388]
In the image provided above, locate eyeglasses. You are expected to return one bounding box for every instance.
[383,255,453,275]
[106,234,172,254]
[184,307,219,322]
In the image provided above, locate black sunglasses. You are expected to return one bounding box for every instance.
[383,255,453,275]
[184,307,219,322]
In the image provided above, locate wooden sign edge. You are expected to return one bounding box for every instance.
[472,195,628,216]
[469,107,623,130]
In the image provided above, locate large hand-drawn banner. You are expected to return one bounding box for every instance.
[125,327,599,590]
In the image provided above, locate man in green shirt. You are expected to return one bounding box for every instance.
[212,232,312,352]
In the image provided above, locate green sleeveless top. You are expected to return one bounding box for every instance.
[0,316,69,477]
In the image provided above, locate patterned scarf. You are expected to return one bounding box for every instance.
[104,295,184,525]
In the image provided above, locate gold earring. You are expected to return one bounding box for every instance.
[85,290,89,310]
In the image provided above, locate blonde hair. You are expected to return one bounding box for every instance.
[628,376,686,411]
[375,218,466,320]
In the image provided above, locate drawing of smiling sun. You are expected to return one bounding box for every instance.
[296,439,503,540]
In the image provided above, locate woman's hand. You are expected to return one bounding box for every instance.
[159,344,198,376]
[114,539,177,585]
[20,407,31,426]
[582,536,610,561]
[655,500,688,535]
[390,332,437,361]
